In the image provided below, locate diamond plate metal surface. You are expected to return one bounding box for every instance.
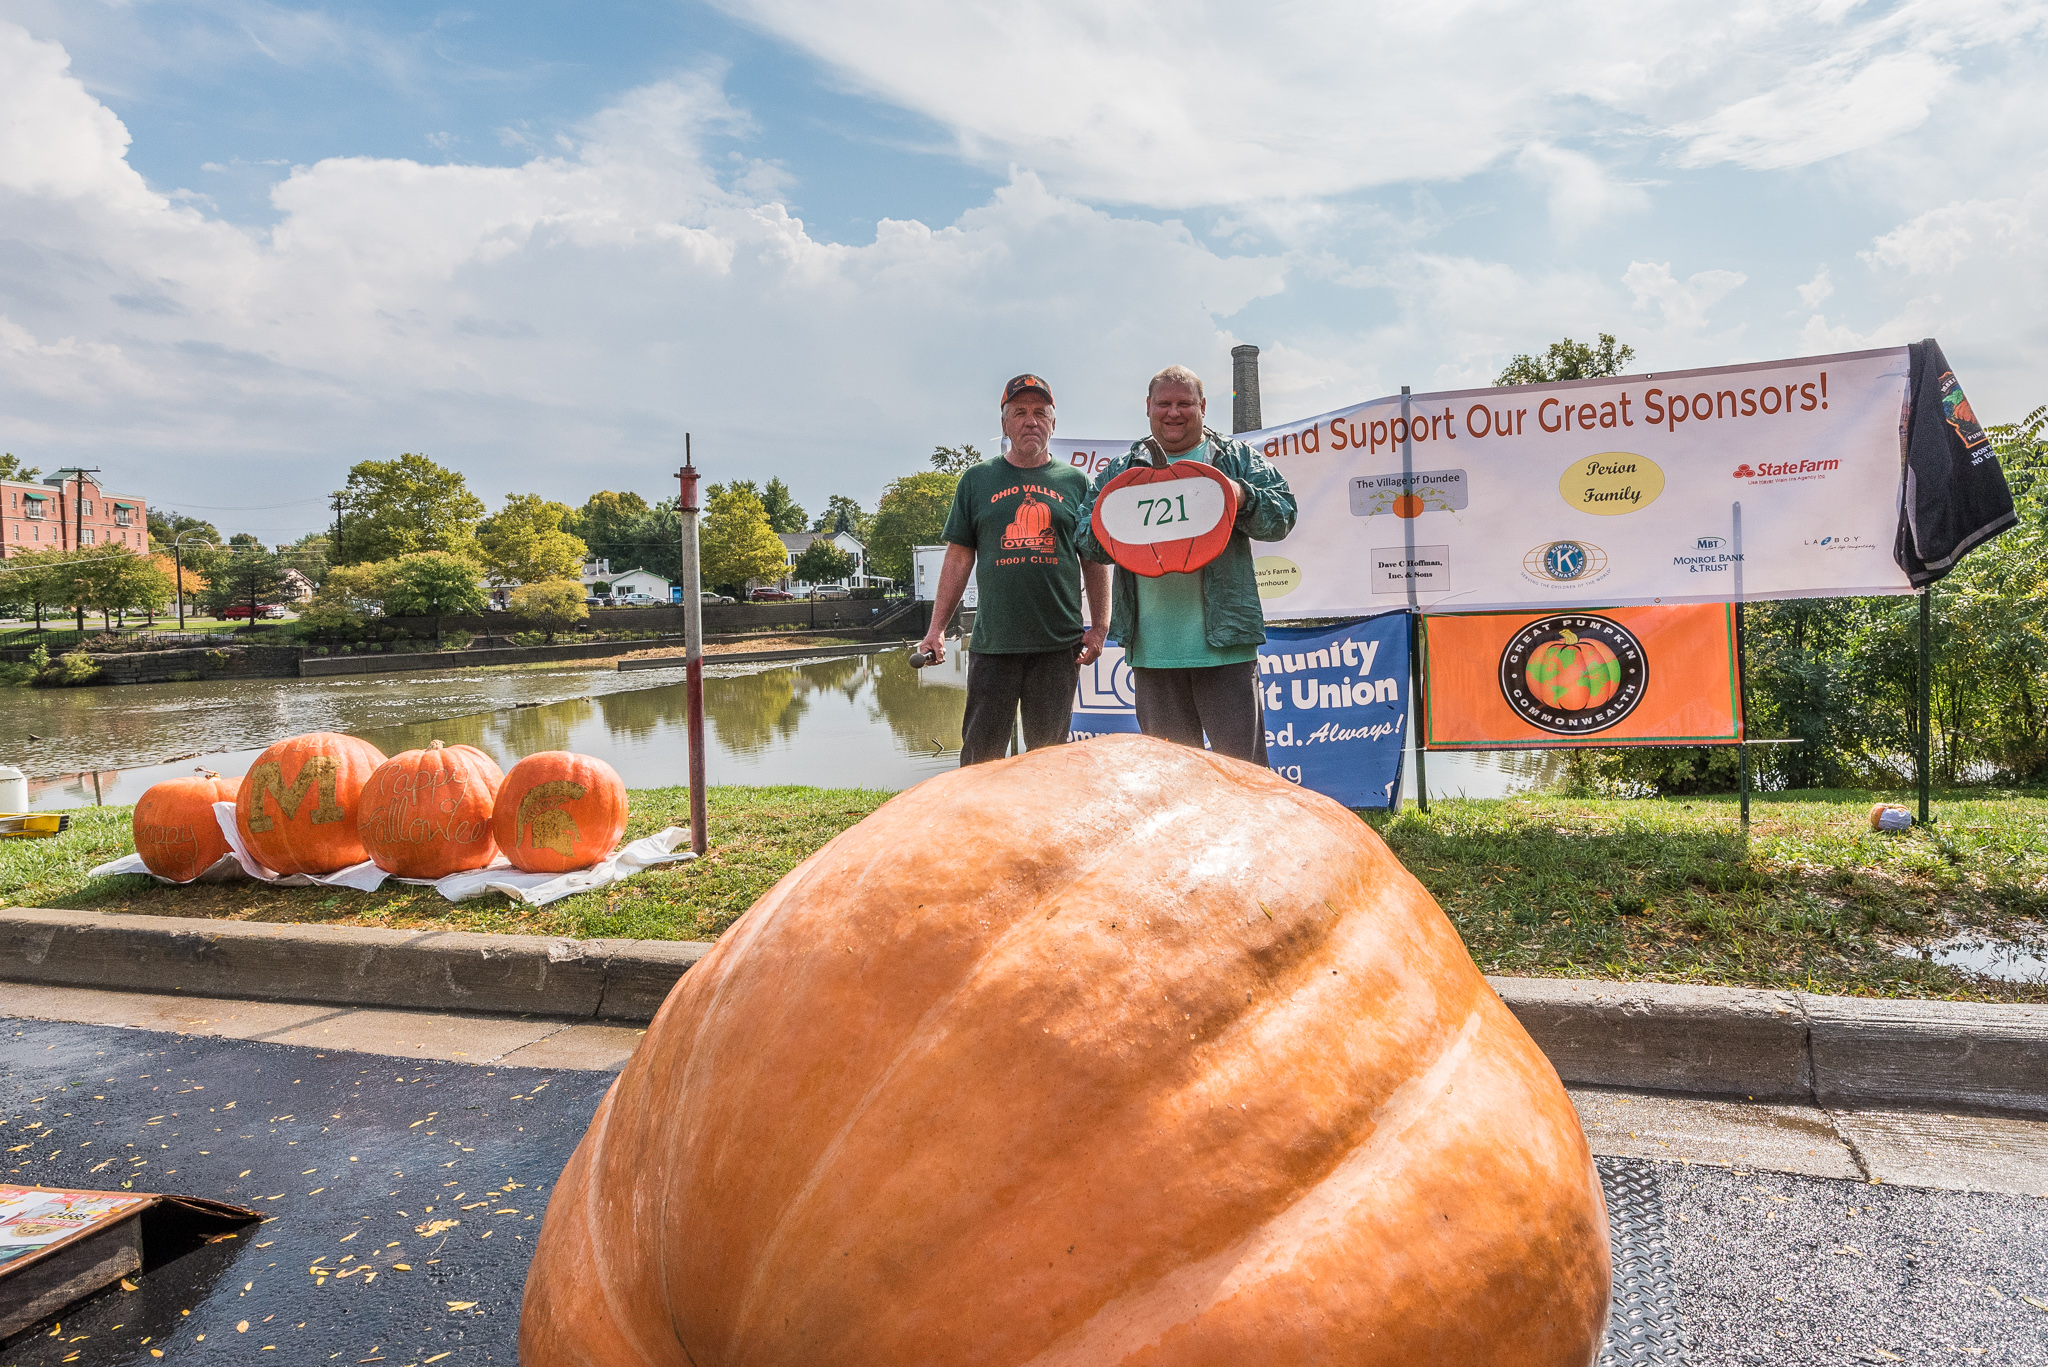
[1598,1157,1691,1366]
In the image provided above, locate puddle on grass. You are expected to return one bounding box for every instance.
[1894,933,2048,983]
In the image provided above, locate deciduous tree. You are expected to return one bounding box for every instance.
[810,494,871,540]
[1,453,43,482]
[1495,335,1636,386]
[382,552,488,646]
[336,454,486,564]
[701,486,793,595]
[477,494,588,585]
[866,471,957,585]
[567,490,650,569]
[509,579,590,643]
[930,444,982,475]
[792,539,857,587]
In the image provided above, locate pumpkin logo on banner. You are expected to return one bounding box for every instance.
[1499,613,1648,735]
[1090,460,1238,577]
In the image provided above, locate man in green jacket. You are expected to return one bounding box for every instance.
[1078,365,1297,763]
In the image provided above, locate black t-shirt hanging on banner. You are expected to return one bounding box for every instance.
[1896,338,2017,587]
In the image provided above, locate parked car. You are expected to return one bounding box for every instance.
[700,592,734,605]
[807,585,851,600]
[584,594,616,608]
[222,603,285,620]
[748,588,796,602]
[615,592,661,606]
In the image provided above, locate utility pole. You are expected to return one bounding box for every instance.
[677,438,708,856]
[51,466,102,630]
[332,490,345,564]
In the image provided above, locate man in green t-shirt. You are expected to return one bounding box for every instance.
[917,374,1110,765]
[1077,365,1297,763]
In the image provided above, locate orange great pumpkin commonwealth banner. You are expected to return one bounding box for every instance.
[1420,604,1742,749]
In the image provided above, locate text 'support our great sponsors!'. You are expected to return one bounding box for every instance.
[1045,348,1914,619]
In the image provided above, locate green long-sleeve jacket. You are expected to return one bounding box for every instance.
[1076,428,1298,654]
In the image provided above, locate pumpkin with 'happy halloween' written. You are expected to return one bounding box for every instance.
[489,751,628,873]
[132,769,241,882]
[357,740,505,879]
[234,731,387,875]
[519,734,1610,1367]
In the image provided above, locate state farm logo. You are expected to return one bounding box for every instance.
[1520,539,1610,589]
[1734,458,1841,481]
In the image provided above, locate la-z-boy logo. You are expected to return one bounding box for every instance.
[1803,535,1872,551]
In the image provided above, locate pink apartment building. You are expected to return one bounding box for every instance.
[1,475,150,559]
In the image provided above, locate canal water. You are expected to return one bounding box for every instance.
[5,653,1556,810]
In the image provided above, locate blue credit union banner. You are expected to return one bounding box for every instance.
[1069,613,1410,809]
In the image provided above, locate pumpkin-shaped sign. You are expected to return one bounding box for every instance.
[358,740,505,879]
[234,732,388,875]
[520,734,1610,1367]
[1524,629,1622,711]
[1090,457,1239,577]
[490,752,628,873]
[132,769,241,882]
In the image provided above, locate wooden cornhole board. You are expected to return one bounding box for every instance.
[1090,459,1239,577]
[0,1185,258,1339]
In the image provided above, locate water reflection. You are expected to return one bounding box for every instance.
[13,644,1558,810]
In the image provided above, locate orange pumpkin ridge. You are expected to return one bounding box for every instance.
[132,768,242,882]
[358,739,506,879]
[234,732,388,875]
[489,752,628,873]
[520,735,1609,1367]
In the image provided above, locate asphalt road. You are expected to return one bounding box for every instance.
[2,1018,613,1367]
[4,1018,2045,1366]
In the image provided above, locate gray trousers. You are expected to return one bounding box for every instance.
[960,647,1082,766]
[1132,661,1269,765]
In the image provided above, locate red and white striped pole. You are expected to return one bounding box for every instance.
[678,438,708,856]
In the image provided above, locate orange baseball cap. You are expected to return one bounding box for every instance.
[1002,374,1054,405]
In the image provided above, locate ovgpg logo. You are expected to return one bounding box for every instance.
[1521,539,1610,588]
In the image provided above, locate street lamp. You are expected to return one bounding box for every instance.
[172,534,213,631]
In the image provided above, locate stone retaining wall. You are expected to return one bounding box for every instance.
[75,645,303,684]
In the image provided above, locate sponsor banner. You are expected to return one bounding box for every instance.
[1052,347,1917,616]
[1070,613,1410,808]
[1421,604,1742,749]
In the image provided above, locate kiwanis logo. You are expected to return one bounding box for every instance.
[1521,539,1609,588]
[1001,493,1056,552]
[1498,614,1647,736]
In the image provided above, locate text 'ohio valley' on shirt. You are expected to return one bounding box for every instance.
[942,456,1092,654]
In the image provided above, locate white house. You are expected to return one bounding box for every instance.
[775,531,889,592]
[581,558,673,601]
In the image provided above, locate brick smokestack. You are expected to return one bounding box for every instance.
[1231,344,1262,434]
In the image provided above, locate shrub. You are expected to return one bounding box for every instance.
[510,631,547,648]
[36,648,103,687]
[440,630,474,651]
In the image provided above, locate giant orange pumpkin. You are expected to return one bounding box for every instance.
[489,752,627,873]
[520,734,1610,1367]
[357,740,505,879]
[132,769,241,882]
[234,732,387,875]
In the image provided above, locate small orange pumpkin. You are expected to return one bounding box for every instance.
[132,768,241,882]
[358,740,505,879]
[490,752,627,873]
[234,731,388,874]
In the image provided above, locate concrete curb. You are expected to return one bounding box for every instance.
[3,908,2042,1112]
[0,907,706,1023]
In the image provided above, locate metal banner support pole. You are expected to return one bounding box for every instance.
[1737,599,1750,831]
[1918,590,1932,825]
[1409,610,1428,814]
[678,439,708,857]
[1399,385,1428,814]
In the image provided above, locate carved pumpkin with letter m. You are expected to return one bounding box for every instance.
[490,751,628,873]
[234,732,388,875]
[521,734,1610,1367]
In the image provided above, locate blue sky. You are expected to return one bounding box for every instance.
[1,0,2043,542]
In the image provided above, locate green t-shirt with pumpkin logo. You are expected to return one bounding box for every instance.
[941,456,1090,654]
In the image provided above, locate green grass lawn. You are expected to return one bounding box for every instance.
[4,785,2043,1001]
[0,787,893,943]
